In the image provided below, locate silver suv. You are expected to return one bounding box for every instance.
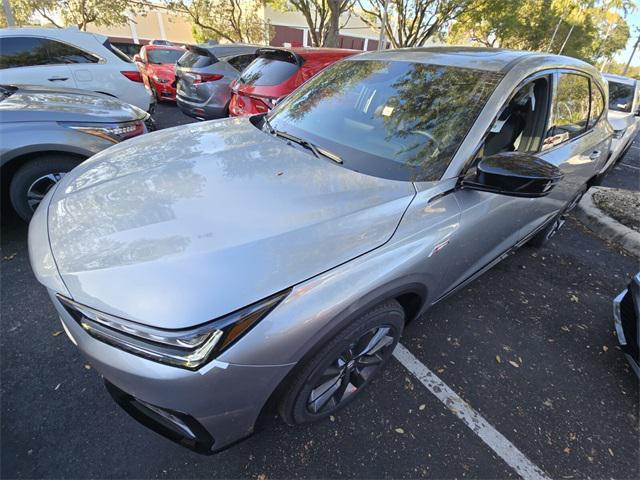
[0,84,148,221]
[29,48,612,454]
[175,43,260,119]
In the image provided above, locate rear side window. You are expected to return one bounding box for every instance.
[226,53,257,72]
[239,57,299,86]
[0,36,50,68]
[544,73,590,148]
[177,48,214,68]
[47,39,99,64]
[608,81,635,113]
[104,40,134,63]
[589,82,604,128]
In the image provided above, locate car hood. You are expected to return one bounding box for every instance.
[47,117,415,329]
[148,63,175,78]
[0,85,146,123]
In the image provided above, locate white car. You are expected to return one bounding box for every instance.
[601,73,639,172]
[0,27,154,112]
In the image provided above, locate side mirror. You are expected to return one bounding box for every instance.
[461,152,563,198]
[133,54,142,63]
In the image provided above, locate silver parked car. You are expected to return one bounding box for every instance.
[0,84,149,221]
[600,73,639,173]
[29,48,612,453]
[175,43,260,119]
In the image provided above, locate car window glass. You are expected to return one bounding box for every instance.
[227,54,257,72]
[147,49,184,64]
[104,40,134,63]
[0,36,50,68]
[543,73,590,149]
[269,60,501,182]
[46,39,99,64]
[239,57,299,86]
[608,81,635,113]
[177,48,214,68]
[589,82,604,128]
[481,77,550,158]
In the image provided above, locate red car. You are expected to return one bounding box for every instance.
[134,44,186,102]
[229,47,358,116]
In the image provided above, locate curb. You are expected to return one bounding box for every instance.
[573,186,640,258]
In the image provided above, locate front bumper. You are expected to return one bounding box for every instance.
[152,80,177,101]
[49,290,295,453]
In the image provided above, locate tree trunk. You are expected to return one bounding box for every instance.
[324,0,341,47]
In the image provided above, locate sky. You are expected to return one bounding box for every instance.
[615,7,640,67]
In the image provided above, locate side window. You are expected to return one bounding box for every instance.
[0,36,50,69]
[588,81,604,128]
[227,54,257,72]
[543,73,590,149]
[44,39,99,64]
[480,76,551,158]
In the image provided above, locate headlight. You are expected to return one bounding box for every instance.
[613,128,626,140]
[57,290,290,370]
[152,75,169,84]
[60,120,146,143]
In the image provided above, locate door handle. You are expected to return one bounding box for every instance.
[589,150,601,160]
[47,76,68,82]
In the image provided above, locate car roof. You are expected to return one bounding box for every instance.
[142,44,184,51]
[198,43,262,57]
[288,47,360,59]
[353,46,594,74]
[0,26,107,42]
[603,72,637,86]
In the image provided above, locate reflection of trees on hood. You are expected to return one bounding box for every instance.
[382,65,501,178]
[281,61,387,121]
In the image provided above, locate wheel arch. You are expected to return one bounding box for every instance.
[254,280,428,429]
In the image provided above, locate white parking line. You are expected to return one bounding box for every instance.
[393,344,551,480]
[618,162,640,171]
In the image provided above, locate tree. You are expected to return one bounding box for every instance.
[4,0,144,30]
[163,0,271,44]
[357,0,474,48]
[286,0,354,47]
[448,0,633,64]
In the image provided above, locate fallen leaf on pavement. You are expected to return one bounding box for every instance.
[52,331,63,337]
[602,345,608,352]
[509,360,520,368]
[418,404,426,411]
[394,428,405,434]
[570,294,579,303]
[496,355,501,363]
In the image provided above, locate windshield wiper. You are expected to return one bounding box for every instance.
[274,129,343,164]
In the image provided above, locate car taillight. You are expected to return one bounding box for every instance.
[188,72,223,84]
[121,71,143,82]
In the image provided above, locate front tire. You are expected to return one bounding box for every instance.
[278,299,404,425]
[9,155,82,222]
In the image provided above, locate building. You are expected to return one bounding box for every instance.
[82,3,385,51]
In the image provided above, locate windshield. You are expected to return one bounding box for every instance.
[608,81,635,113]
[240,57,299,86]
[147,49,184,65]
[268,60,502,181]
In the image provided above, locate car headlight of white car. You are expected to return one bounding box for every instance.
[57,290,289,370]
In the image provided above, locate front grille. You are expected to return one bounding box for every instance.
[620,291,639,362]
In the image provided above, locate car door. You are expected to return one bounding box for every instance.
[522,71,608,237]
[0,36,77,89]
[432,73,556,298]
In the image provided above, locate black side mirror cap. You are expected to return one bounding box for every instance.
[461,152,563,198]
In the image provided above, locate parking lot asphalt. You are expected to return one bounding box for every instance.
[1,103,638,479]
